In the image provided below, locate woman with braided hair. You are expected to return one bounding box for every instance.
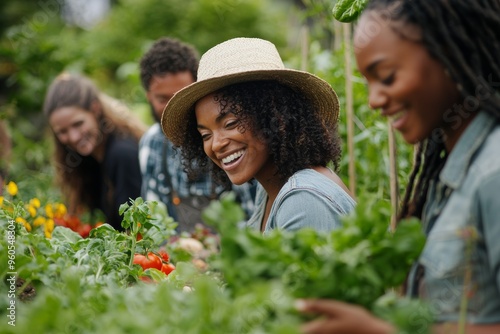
[296,0,500,333]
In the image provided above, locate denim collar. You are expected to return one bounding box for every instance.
[440,111,496,189]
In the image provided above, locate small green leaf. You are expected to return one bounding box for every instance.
[118,202,130,215]
[332,0,369,23]
[50,226,82,244]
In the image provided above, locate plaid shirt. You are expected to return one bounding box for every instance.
[139,124,256,220]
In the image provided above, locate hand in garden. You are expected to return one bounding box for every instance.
[295,299,396,334]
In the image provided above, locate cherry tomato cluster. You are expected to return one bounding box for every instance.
[133,249,175,277]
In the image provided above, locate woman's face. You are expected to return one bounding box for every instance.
[354,12,462,146]
[49,106,102,156]
[195,93,274,185]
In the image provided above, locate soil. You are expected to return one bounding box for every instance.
[16,277,36,302]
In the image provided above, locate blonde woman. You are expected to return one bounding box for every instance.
[43,73,146,230]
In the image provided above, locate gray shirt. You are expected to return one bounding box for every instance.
[246,169,356,233]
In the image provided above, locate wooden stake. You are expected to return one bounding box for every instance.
[343,23,356,198]
[388,120,399,232]
[300,25,309,71]
[334,19,342,51]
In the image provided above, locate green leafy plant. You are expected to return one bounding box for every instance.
[1,194,432,333]
[332,0,369,22]
[203,193,432,332]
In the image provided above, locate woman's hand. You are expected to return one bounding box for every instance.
[295,299,395,334]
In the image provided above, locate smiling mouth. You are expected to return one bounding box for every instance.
[222,150,244,165]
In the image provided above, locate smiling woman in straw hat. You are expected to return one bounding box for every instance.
[162,37,355,233]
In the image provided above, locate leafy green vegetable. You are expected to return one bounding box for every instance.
[0,194,431,333]
[332,0,369,22]
[205,195,425,308]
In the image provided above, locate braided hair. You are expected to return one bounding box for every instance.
[364,0,500,221]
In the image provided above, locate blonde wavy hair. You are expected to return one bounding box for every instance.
[43,72,147,215]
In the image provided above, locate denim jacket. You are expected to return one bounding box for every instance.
[407,111,500,323]
[246,169,356,233]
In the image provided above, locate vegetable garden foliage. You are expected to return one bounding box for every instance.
[1,193,432,333]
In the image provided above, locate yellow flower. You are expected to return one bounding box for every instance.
[55,203,67,217]
[6,181,18,197]
[0,196,3,206]
[45,204,54,218]
[28,205,37,217]
[44,219,54,238]
[16,217,31,232]
[46,218,55,231]
[33,216,46,227]
[30,198,41,208]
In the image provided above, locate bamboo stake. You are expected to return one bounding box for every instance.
[343,23,356,198]
[300,25,309,71]
[334,19,342,51]
[388,121,399,232]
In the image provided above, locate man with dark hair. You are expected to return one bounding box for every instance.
[139,37,199,123]
[138,37,255,232]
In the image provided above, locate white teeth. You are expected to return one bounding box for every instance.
[222,151,244,164]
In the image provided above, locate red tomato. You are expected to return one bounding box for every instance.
[77,224,92,238]
[54,217,68,227]
[65,215,81,230]
[133,253,162,270]
[158,249,170,263]
[161,263,175,275]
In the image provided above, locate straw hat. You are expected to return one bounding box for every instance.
[161,37,339,146]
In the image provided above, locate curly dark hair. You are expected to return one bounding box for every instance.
[363,0,500,222]
[139,37,199,90]
[178,80,342,187]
